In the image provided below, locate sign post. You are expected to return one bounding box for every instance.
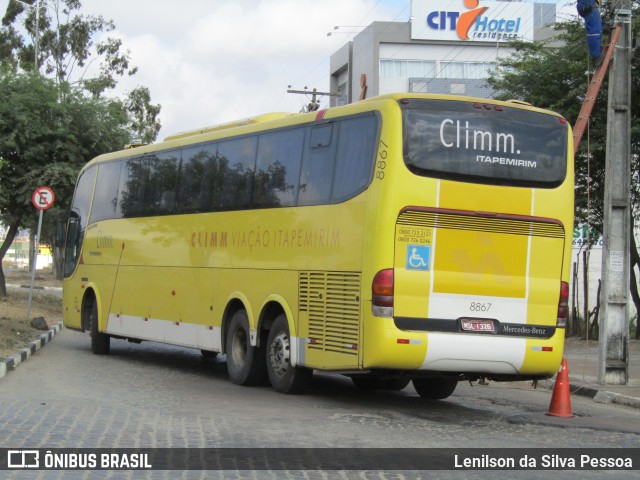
[27,186,55,321]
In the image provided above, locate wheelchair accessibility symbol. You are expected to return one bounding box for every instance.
[406,244,431,271]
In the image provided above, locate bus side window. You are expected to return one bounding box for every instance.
[90,161,122,223]
[119,158,148,218]
[64,166,96,278]
[146,152,179,215]
[216,137,257,211]
[298,123,337,206]
[179,143,217,214]
[309,123,332,148]
[332,115,378,203]
[254,128,304,208]
[70,166,96,233]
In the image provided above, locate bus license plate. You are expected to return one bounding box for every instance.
[460,319,495,333]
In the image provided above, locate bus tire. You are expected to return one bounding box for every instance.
[89,301,110,355]
[266,314,312,394]
[351,376,410,391]
[412,377,457,399]
[225,310,266,386]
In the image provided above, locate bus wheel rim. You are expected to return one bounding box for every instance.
[269,332,290,377]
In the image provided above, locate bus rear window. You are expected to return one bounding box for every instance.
[401,99,568,187]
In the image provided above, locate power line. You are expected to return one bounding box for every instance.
[286,86,339,112]
[280,1,412,112]
[289,1,413,109]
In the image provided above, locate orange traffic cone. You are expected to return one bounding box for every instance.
[546,358,574,417]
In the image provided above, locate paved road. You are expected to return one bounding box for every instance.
[1,330,639,479]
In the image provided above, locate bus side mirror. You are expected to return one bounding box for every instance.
[55,210,70,248]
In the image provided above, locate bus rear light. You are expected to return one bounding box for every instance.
[531,346,554,352]
[372,269,394,317]
[557,281,569,327]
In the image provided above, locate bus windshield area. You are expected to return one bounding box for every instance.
[401,99,568,188]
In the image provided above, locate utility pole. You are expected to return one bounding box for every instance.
[35,0,40,69]
[599,0,633,385]
[286,86,339,112]
[15,0,41,69]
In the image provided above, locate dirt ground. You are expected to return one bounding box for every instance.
[0,267,63,360]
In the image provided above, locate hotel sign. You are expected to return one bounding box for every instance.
[411,0,534,42]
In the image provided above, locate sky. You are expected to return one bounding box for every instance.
[1,0,578,141]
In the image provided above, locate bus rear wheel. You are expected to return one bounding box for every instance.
[266,315,312,394]
[225,310,266,386]
[88,301,110,355]
[412,377,457,400]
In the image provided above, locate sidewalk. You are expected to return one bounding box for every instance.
[0,320,64,381]
[6,283,62,297]
[556,337,640,409]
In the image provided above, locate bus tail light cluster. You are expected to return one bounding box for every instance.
[372,269,394,317]
[557,281,569,328]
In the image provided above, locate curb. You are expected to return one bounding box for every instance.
[0,320,63,381]
[6,283,62,295]
[591,389,640,409]
[540,377,640,410]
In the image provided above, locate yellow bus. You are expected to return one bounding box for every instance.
[59,93,573,398]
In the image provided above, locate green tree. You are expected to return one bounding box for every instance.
[123,86,162,144]
[0,0,162,294]
[488,2,640,337]
[0,70,132,295]
[2,0,136,91]
[1,0,161,141]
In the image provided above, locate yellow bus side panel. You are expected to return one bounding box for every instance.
[65,202,367,370]
[362,316,427,370]
[521,330,565,376]
[62,264,117,331]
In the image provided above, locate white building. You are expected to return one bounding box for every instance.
[330,1,557,105]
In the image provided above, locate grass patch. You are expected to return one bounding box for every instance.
[0,267,62,360]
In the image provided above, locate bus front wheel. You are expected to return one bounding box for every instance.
[89,301,110,355]
[412,377,457,400]
[266,315,312,394]
[225,310,266,386]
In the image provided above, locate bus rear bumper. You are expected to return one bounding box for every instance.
[362,317,564,379]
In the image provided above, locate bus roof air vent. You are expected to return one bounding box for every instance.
[163,113,293,142]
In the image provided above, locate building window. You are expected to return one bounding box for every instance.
[380,59,494,80]
[440,62,465,79]
[380,59,436,78]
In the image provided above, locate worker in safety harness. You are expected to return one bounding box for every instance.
[577,0,603,67]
